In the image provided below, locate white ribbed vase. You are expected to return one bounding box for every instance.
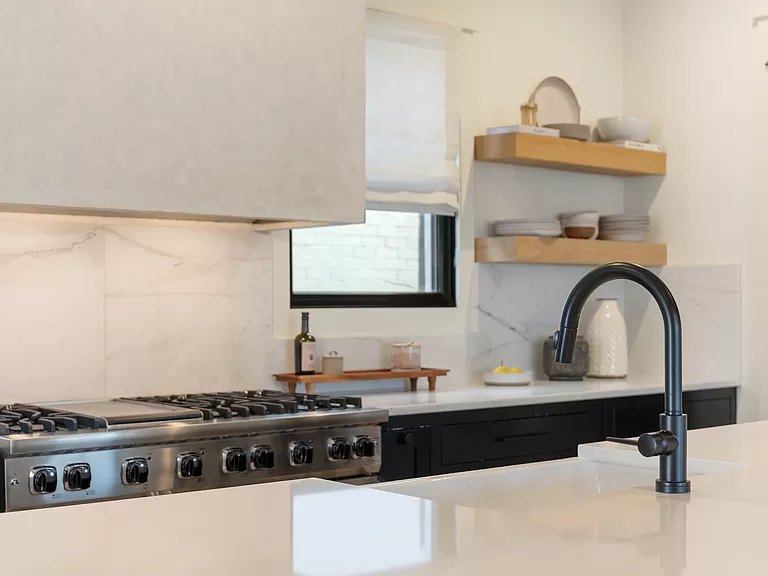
[586,299,628,378]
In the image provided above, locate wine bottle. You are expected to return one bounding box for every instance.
[294,312,316,375]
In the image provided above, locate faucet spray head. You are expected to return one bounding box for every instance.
[553,327,578,363]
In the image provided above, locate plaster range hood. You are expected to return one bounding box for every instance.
[0,202,343,231]
[0,0,366,232]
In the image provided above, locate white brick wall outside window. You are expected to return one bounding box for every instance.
[292,210,425,293]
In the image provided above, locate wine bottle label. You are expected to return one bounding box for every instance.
[301,343,316,372]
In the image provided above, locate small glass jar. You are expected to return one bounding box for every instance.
[391,342,421,371]
[520,102,538,126]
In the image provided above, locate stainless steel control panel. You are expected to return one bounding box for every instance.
[1,425,381,512]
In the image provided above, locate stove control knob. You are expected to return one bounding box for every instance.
[122,458,149,485]
[251,446,275,470]
[29,466,57,494]
[327,438,353,461]
[177,453,204,479]
[222,448,248,474]
[353,436,377,459]
[290,441,314,466]
[64,464,92,491]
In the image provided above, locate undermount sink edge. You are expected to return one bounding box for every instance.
[375,443,743,510]
[577,441,744,476]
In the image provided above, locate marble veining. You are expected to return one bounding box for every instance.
[0,214,274,403]
[103,224,273,397]
[624,265,740,385]
[471,264,740,386]
[470,264,623,381]
[0,216,104,403]
[0,211,740,403]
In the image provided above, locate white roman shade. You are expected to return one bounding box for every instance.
[365,10,461,215]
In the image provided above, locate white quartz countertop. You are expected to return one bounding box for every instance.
[3,420,768,575]
[362,379,737,415]
[1,404,762,576]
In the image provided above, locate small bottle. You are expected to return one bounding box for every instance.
[294,312,317,375]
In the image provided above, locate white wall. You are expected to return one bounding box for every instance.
[273,0,626,352]
[0,0,751,403]
[623,0,764,420]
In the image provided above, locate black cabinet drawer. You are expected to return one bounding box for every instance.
[684,389,737,430]
[607,389,738,438]
[441,408,603,466]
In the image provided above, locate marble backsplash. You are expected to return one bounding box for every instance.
[0,213,469,402]
[273,334,470,394]
[0,214,274,403]
[470,264,624,380]
[0,212,740,401]
[471,263,741,386]
[624,265,741,385]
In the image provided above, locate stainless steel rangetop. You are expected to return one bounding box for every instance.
[0,391,388,455]
[0,390,388,512]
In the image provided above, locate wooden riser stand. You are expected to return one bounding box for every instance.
[273,368,449,394]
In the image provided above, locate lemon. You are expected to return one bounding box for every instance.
[492,365,523,374]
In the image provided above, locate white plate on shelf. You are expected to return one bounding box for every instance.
[494,220,562,238]
[483,371,533,386]
[532,77,581,126]
[496,229,562,238]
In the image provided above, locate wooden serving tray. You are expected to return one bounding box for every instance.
[273,368,449,394]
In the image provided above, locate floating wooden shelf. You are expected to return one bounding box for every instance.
[475,133,666,176]
[273,368,450,394]
[475,236,667,266]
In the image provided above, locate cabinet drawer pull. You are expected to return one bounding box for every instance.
[494,431,548,442]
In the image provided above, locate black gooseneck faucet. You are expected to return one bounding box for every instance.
[552,262,691,495]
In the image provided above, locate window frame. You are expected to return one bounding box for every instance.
[290,214,457,309]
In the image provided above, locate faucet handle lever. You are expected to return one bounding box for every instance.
[607,431,680,458]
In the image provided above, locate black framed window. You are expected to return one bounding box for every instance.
[291,210,456,308]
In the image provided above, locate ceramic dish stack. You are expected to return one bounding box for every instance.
[599,215,650,242]
[493,219,562,238]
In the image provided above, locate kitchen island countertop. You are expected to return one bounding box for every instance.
[3,417,767,575]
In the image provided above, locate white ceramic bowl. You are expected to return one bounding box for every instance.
[483,371,533,386]
[597,117,652,143]
[560,211,600,227]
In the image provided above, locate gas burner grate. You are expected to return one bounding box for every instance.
[126,390,364,421]
[0,405,105,435]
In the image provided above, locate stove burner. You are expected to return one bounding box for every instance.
[127,390,364,421]
[0,390,366,435]
[0,406,104,435]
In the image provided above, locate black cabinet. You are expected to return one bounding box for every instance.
[381,387,738,482]
[379,427,432,482]
[606,388,738,438]
[606,394,663,438]
[684,389,737,430]
[440,402,604,468]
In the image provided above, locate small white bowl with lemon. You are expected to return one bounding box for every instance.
[483,364,533,386]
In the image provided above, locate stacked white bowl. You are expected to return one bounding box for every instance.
[560,211,599,240]
[493,219,561,238]
[598,215,650,242]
